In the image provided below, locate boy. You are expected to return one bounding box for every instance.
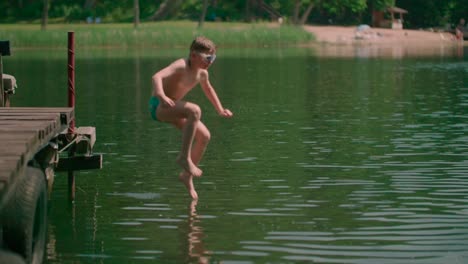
[149,36,233,200]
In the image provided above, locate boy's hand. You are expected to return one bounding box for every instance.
[219,109,233,118]
[161,96,175,107]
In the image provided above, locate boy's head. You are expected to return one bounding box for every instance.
[189,36,217,68]
[190,36,216,53]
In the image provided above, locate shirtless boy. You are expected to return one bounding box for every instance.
[149,36,233,200]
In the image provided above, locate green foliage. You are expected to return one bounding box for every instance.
[0,22,314,49]
[0,0,465,29]
[448,0,468,24]
[370,0,395,11]
[318,0,367,24]
[396,0,452,28]
[322,0,367,14]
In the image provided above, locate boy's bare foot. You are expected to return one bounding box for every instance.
[179,171,198,200]
[176,155,202,177]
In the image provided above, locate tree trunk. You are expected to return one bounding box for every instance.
[151,0,183,21]
[84,0,96,10]
[244,0,252,22]
[41,0,49,31]
[293,0,301,25]
[299,2,315,25]
[198,0,209,28]
[258,0,281,20]
[151,0,168,20]
[134,0,140,28]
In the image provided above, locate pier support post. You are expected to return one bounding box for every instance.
[0,53,3,107]
[0,41,11,107]
[67,31,76,201]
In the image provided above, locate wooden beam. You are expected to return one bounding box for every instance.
[75,127,96,148]
[2,74,16,93]
[74,127,96,155]
[55,154,103,172]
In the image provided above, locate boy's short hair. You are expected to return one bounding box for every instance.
[190,36,216,53]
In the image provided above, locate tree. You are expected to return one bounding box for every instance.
[299,1,316,25]
[244,0,253,22]
[134,0,140,28]
[198,0,209,28]
[292,0,300,24]
[396,0,453,28]
[292,0,320,25]
[41,0,49,30]
[84,0,97,10]
[151,0,183,21]
[0,0,467,28]
[369,0,395,11]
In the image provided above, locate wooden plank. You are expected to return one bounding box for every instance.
[75,127,96,154]
[75,127,96,145]
[0,118,62,143]
[0,159,22,184]
[0,122,59,128]
[0,107,74,126]
[0,144,28,156]
[0,144,34,156]
[0,107,73,112]
[0,131,37,140]
[0,115,60,121]
[0,114,60,120]
[0,112,63,117]
[0,120,59,128]
[0,107,76,195]
[2,74,16,92]
[55,154,103,172]
[0,120,58,127]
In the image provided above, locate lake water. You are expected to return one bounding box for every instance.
[4,44,468,263]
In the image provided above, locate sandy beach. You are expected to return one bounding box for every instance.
[303,25,464,57]
[304,25,458,45]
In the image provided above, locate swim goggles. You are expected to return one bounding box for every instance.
[197,52,216,63]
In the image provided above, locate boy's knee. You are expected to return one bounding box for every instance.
[188,105,202,120]
[196,128,211,143]
[202,130,211,142]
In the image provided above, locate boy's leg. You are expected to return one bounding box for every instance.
[157,100,203,177]
[179,172,198,200]
[176,120,211,168]
[176,120,211,200]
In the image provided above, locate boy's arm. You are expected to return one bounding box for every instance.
[152,60,182,107]
[199,70,233,118]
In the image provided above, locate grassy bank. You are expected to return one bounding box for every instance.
[0,21,314,49]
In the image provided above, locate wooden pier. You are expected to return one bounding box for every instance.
[0,35,102,264]
[0,107,74,195]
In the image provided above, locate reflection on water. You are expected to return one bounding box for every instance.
[5,46,468,263]
[183,200,211,264]
[312,42,467,59]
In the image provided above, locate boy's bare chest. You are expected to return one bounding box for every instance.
[178,72,199,88]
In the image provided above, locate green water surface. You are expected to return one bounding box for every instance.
[4,45,468,263]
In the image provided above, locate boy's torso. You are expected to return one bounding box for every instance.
[163,63,202,100]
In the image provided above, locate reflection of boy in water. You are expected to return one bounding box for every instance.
[186,200,210,264]
[149,36,233,200]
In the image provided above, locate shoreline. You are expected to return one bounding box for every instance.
[303,25,466,58]
[303,25,461,46]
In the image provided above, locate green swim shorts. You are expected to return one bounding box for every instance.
[149,96,160,121]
